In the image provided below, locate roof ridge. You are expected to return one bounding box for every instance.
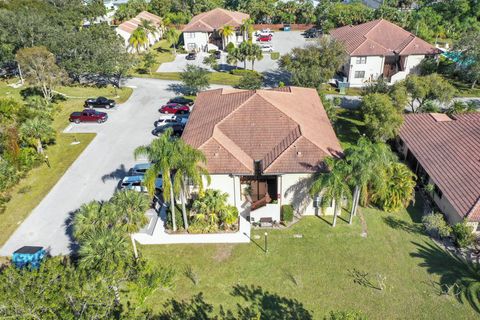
[262,126,302,170]
[211,129,253,170]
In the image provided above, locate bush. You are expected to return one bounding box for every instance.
[281,204,294,222]
[422,213,452,239]
[235,72,263,90]
[230,69,260,76]
[325,310,367,320]
[225,42,235,54]
[270,52,280,60]
[452,221,475,248]
[180,65,210,95]
[166,205,185,231]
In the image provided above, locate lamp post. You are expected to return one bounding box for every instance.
[264,232,268,253]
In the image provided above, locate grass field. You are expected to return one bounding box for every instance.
[140,199,479,319]
[135,71,242,86]
[0,82,132,246]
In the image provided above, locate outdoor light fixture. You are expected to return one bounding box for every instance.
[264,232,268,253]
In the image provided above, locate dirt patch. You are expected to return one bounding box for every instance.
[212,244,235,262]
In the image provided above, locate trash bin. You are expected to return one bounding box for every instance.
[283,24,291,31]
[12,246,46,269]
[337,81,350,95]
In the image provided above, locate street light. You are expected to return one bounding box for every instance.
[264,232,268,253]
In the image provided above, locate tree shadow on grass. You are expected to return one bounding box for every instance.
[382,216,425,235]
[334,109,364,147]
[262,69,291,87]
[411,241,480,313]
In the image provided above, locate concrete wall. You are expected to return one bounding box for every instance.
[404,54,425,75]
[347,55,384,87]
[183,32,210,52]
[250,203,281,223]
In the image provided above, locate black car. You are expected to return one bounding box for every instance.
[186,52,197,60]
[168,96,194,106]
[304,27,322,38]
[84,96,116,109]
[214,50,221,59]
[151,123,185,137]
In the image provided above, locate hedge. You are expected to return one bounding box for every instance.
[230,69,260,76]
[281,204,294,222]
[270,52,280,60]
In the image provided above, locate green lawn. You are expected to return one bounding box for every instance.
[135,71,242,86]
[334,109,365,149]
[0,82,132,246]
[133,40,176,75]
[140,200,479,319]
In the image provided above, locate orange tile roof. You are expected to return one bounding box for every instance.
[399,113,480,222]
[182,8,249,32]
[330,19,439,56]
[182,87,343,175]
[118,11,162,34]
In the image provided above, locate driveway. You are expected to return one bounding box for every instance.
[158,31,312,74]
[0,78,226,256]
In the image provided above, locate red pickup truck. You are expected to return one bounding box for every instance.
[69,109,108,124]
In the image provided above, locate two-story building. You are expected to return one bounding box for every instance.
[330,19,439,87]
[116,11,163,53]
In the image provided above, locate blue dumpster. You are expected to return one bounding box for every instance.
[283,24,291,31]
[12,246,46,269]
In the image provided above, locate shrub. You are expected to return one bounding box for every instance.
[230,69,260,76]
[235,72,263,90]
[422,213,452,239]
[452,221,475,248]
[166,205,185,231]
[270,52,280,60]
[325,310,367,320]
[225,42,235,54]
[180,65,210,95]
[281,204,294,222]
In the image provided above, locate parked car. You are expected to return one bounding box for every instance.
[131,163,163,178]
[260,44,274,52]
[151,123,184,137]
[84,96,116,109]
[257,34,272,42]
[119,175,162,193]
[186,52,197,60]
[69,109,108,124]
[283,24,291,31]
[154,115,179,127]
[304,27,321,38]
[255,29,273,36]
[159,103,190,114]
[168,96,194,106]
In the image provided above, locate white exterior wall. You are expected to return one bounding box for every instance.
[403,54,425,75]
[116,28,163,53]
[280,173,335,216]
[183,32,209,52]
[348,56,384,87]
[250,204,281,223]
[116,28,132,52]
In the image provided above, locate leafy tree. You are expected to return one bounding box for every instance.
[401,74,456,113]
[310,157,352,227]
[143,51,157,74]
[371,162,416,212]
[19,117,55,154]
[315,2,373,31]
[134,128,179,231]
[165,28,181,54]
[173,140,210,230]
[180,65,210,95]
[114,0,149,22]
[149,0,172,17]
[203,52,219,71]
[360,93,403,142]
[279,38,347,88]
[129,27,149,53]
[445,101,476,116]
[15,46,67,101]
[455,31,480,89]
[219,25,235,50]
[236,72,263,90]
[452,221,475,248]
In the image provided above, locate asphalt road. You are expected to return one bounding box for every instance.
[0,78,225,256]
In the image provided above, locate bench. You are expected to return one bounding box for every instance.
[259,217,273,227]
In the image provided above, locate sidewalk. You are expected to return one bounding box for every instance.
[133,204,251,245]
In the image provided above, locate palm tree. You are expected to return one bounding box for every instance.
[240,18,254,42]
[139,19,157,47]
[20,117,54,154]
[248,43,263,70]
[219,25,235,50]
[129,27,148,53]
[134,128,180,231]
[192,189,229,226]
[73,201,113,241]
[343,138,396,223]
[227,48,239,69]
[238,42,249,69]
[173,140,210,230]
[310,157,352,227]
[165,28,180,55]
[111,190,150,233]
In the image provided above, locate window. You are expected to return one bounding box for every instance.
[356,57,367,64]
[354,71,365,79]
[188,32,195,39]
[434,184,443,199]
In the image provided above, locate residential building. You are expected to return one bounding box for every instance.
[397,113,480,232]
[330,19,439,87]
[181,87,343,223]
[182,8,250,52]
[116,11,163,53]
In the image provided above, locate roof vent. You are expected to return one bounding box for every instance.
[214,152,219,157]
[430,113,453,122]
[297,151,302,156]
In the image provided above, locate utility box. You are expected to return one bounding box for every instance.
[12,246,46,269]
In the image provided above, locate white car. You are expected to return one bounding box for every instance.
[120,175,162,193]
[154,115,180,127]
[260,44,274,52]
[255,29,273,36]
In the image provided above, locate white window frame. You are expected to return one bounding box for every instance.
[354,71,365,79]
[356,56,367,64]
[188,32,195,39]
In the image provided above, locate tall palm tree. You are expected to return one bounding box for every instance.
[310,157,352,227]
[110,190,150,233]
[129,27,149,53]
[343,138,396,223]
[238,42,249,69]
[219,25,235,50]
[73,201,113,241]
[240,18,254,42]
[248,43,263,70]
[134,128,180,231]
[173,140,210,230]
[19,117,54,154]
[165,28,180,55]
[139,19,157,47]
[227,48,239,69]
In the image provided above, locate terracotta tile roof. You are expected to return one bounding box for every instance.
[118,11,162,34]
[182,8,249,32]
[330,19,439,56]
[399,113,480,222]
[182,87,343,175]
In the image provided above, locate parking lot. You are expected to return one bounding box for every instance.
[0,78,225,256]
[158,31,312,73]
